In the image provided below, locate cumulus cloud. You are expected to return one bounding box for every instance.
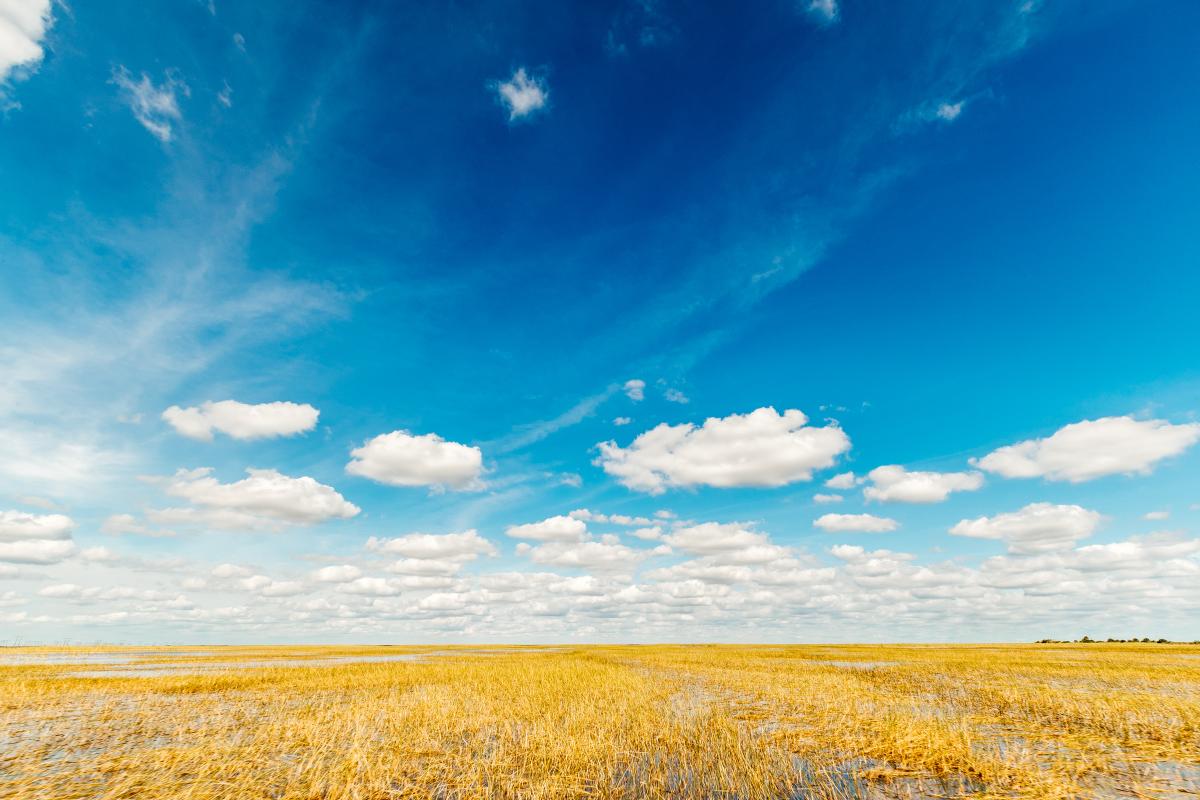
[211,563,253,579]
[973,416,1200,483]
[516,538,660,572]
[0,539,75,563]
[365,529,496,562]
[162,400,318,441]
[950,502,1102,554]
[824,472,857,490]
[1144,510,1170,521]
[0,510,73,541]
[240,575,307,597]
[385,558,464,576]
[154,468,360,529]
[862,465,984,503]
[0,0,52,90]
[311,564,361,583]
[493,67,548,121]
[338,576,403,596]
[664,522,787,564]
[0,509,75,563]
[506,515,588,543]
[813,513,899,533]
[614,416,632,426]
[111,67,188,142]
[813,493,843,504]
[596,407,851,494]
[346,430,483,491]
[623,380,645,401]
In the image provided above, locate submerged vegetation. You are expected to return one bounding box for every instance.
[2,643,1198,799]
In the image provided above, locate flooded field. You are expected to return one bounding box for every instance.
[1,643,1198,799]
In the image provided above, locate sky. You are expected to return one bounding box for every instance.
[1,0,1198,645]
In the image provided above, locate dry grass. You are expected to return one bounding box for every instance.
[1,643,1198,799]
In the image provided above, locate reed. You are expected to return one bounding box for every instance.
[2,643,1197,798]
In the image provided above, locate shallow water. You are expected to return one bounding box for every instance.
[818,660,898,670]
[0,647,555,678]
[0,650,214,666]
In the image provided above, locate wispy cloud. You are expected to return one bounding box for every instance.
[111,67,189,142]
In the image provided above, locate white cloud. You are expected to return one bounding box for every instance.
[338,576,403,597]
[101,513,175,538]
[0,0,51,89]
[813,513,899,533]
[0,538,75,563]
[950,502,1102,554]
[112,67,188,142]
[240,575,306,597]
[623,379,645,402]
[13,495,60,511]
[665,522,771,556]
[385,558,463,576]
[506,515,588,543]
[38,583,80,598]
[311,565,361,583]
[596,407,851,494]
[346,430,484,491]
[631,525,663,540]
[79,546,118,563]
[162,400,318,441]
[516,539,657,572]
[973,416,1200,483]
[805,0,838,25]
[158,468,360,528]
[365,529,496,561]
[664,388,689,404]
[1144,511,1170,521]
[613,417,632,426]
[493,67,548,121]
[813,493,843,504]
[824,471,857,490]
[568,509,656,526]
[936,101,964,121]
[862,465,984,504]
[211,563,253,579]
[0,510,73,541]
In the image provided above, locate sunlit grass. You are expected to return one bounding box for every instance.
[2,643,1197,798]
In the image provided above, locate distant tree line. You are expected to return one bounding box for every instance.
[1035,636,1200,644]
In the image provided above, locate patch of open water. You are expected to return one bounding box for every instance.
[0,647,560,678]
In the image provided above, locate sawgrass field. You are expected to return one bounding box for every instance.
[2,643,1198,799]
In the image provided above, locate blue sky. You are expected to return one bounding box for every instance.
[1,0,1198,644]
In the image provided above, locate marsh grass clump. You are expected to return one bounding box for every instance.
[1,643,1197,799]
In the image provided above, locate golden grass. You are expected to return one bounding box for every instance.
[1,643,1198,799]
